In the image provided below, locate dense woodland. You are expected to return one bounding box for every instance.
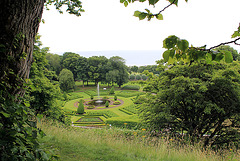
[1,0,240,160]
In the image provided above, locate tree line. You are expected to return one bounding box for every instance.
[46,51,129,89]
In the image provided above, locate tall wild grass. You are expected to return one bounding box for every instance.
[39,121,239,161]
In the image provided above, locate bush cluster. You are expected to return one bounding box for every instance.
[113,100,121,105]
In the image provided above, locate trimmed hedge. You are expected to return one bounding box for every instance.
[119,108,134,115]
[116,90,144,98]
[105,120,140,129]
[86,110,118,119]
[121,85,140,90]
[122,104,138,114]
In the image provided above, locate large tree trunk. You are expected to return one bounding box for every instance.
[0,0,45,97]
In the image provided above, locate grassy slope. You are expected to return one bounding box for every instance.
[39,122,239,161]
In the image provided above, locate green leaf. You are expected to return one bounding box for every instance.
[145,9,150,13]
[231,31,240,38]
[124,1,128,7]
[156,14,163,20]
[120,0,125,3]
[133,11,141,17]
[163,50,170,62]
[169,49,175,58]
[222,50,233,63]
[177,39,189,52]
[168,56,175,64]
[139,13,147,20]
[206,52,213,61]
[149,0,159,5]
[168,0,178,6]
[0,111,10,118]
[163,35,179,49]
[214,52,224,62]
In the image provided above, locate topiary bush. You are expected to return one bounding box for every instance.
[90,95,94,100]
[109,86,115,95]
[77,101,84,114]
[114,95,117,101]
[135,74,141,80]
[105,101,109,107]
[141,74,148,80]
[79,99,84,104]
[129,74,136,80]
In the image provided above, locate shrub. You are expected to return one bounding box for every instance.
[79,99,84,104]
[121,85,140,90]
[114,95,117,101]
[109,86,115,95]
[87,105,95,109]
[90,95,94,100]
[105,101,109,107]
[135,74,141,80]
[141,74,147,80]
[113,100,121,105]
[129,74,135,80]
[77,101,84,114]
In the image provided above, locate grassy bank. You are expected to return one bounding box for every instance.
[38,122,239,161]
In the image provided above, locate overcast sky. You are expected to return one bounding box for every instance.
[38,0,240,54]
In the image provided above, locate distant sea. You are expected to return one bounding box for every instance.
[75,50,164,66]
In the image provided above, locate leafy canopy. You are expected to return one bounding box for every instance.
[142,62,240,147]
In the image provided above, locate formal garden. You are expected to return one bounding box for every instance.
[61,82,144,129]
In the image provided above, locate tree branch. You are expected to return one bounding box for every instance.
[157,0,177,15]
[208,37,240,50]
[190,37,240,52]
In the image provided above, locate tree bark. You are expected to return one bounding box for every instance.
[0,0,45,97]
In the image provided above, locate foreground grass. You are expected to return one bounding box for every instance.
[38,122,239,161]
